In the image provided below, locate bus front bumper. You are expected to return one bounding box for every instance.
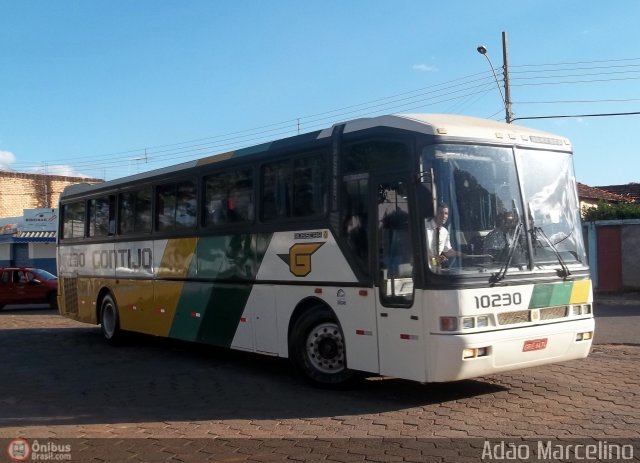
[427,317,595,383]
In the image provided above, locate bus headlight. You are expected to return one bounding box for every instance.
[461,317,475,329]
[440,315,492,332]
[572,304,592,316]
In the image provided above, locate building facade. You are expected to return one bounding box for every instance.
[0,172,103,274]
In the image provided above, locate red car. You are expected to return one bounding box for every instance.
[0,267,58,310]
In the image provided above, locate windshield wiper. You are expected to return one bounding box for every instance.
[489,221,523,285]
[531,226,572,279]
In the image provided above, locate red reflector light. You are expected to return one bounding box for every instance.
[356,329,365,335]
[314,288,322,294]
[359,290,368,296]
[400,334,410,340]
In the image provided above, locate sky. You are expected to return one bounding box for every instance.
[1,0,639,186]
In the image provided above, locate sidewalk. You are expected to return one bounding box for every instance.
[594,290,640,306]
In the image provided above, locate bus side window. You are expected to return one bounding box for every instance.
[119,187,152,235]
[175,181,197,229]
[62,201,86,239]
[293,155,326,217]
[342,175,369,276]
[88,196,112,238]
[156,181,197,232]
[261,160,291,221]
[204,169,253,226]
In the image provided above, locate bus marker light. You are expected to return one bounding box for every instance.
[240,317,247,323]
[576,331,593,341]
[191,312,201,318]
[463,347,488,359]
[359,290,368,296]
[400,334,418,340]
[314,288,322,294]
[440,317,457,331]
[356,329,372,336]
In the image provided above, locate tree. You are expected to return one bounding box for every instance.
[583,200,640,221]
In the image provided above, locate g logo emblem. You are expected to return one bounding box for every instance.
[278,242,324,277]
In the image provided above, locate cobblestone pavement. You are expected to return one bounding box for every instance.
[0,308,638,461]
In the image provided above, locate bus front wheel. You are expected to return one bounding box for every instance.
[290,309,355,387]
[100,294,123,344]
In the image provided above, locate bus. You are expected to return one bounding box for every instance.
[57,114,594,386]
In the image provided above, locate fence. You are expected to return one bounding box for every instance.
[583,219,640,291]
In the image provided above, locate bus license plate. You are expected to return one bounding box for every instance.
[523,338,548,352]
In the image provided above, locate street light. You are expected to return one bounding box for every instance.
[476,45,508,120]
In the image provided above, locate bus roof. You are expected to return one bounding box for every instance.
[61,113,571,199]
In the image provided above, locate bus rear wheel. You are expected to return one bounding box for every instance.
[290,309,355,387]
[100,294,123,344]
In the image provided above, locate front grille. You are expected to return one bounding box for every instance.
[62,277,79,315]
[498,310,531,325]
[540,305,568,320]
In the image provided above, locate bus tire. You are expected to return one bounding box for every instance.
[100,294,123,345]
[290,308,355,387]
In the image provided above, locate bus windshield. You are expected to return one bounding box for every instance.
[420,144,587,278]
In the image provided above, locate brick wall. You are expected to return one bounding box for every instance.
[0,172,103,218]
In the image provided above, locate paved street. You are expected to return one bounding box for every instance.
[0,296,638,461]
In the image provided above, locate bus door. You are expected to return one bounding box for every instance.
[374,176,426,382]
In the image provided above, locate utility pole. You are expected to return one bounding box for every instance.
[502,31,513,123]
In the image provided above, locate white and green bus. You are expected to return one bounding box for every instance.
[57,114,594,386]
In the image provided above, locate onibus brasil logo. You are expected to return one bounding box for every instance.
[7,438,72,461]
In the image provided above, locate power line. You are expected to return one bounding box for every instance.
[10,55,640,179]
[512,111,640,122]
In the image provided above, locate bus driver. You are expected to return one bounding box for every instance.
[425,202,464,266]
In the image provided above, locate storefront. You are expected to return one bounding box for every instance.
[0,209,57,275]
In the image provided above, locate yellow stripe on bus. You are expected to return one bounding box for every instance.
[158,237,198,279]
[569,279,591,304]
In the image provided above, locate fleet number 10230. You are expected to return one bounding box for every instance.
[475,292,522,309]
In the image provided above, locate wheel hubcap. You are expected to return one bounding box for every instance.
[306,322,345,374]
[102,302,116,338]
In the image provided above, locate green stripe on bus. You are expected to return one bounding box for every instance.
[529,282,574,308]
[169,232,273,346]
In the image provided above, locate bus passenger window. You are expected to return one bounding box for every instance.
[293,155,326,217]
[156,184,176,232]
[176,181,197,229]
[261,161,291,221]
[62,201,86,239]
[204,169,253,226]
[88,197,111,237]
[342,175,369,276]
[155,181,196,232]
[119,187,152,234]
